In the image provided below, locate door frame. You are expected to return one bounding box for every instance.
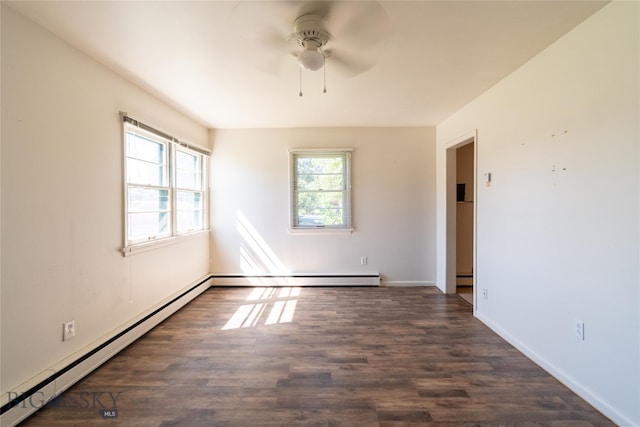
[442,130,477,306]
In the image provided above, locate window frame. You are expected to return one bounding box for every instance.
[174,145,205,235]
[125,127,172,244]
[122,120,209,255]
[289,148,353,233]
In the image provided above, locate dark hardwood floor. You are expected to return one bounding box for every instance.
[20,286,613,426]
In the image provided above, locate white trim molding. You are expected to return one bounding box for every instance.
[210,274,380,287]
[382,281,437,287]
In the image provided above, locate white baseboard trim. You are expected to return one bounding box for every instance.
[382,280,436,287]
[0,275,213,427]
[475,311,636,427]
[210,274,380,287]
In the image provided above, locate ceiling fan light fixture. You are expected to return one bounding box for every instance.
[298,48,324,71]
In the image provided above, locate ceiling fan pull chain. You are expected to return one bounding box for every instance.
[323,55,327,94]
[299,67,303,97]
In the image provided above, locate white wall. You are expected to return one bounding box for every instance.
[210,127,436,285]
[1,4,210,398]
[436,2,639,425]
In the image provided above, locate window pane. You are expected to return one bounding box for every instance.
[176,170,200,189]
[177,191,203,233]
[126,132,166,164]
[127,183,170,240]
[177,191,202,210]
[177,210,203,233]
[176,150,201,190]
[296,156,343,175]
[127,159,167,186]
[128,211,170,240]
[126,132,167,186]
[176,149,197,170]
[128,187,169,212]
[296,191,344,226]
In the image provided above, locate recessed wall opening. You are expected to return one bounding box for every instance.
[455,141,475,306]
[444,133,476,306]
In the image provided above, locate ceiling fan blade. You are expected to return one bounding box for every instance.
[326,49,376,77]
[230,1,298,42]
[296,1,335,21]
[256,54,292,77]
[230,25,291,76]
[229,2,299,76]
[325,1,391,49]
[258,25,293,49]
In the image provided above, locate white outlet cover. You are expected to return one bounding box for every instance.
[574,320,584,340]
[63,320,75,341]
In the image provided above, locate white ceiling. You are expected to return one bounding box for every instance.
[8,1,608,129]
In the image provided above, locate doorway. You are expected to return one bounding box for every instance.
[455,141,475,305]
[447,138,476,305]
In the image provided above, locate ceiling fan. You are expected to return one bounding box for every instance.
[293,13,331,72]
[237,1,391,88]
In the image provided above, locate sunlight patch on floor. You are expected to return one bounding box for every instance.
[223,211,302,330]
[223,287,301,330]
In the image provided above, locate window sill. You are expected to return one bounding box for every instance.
[121,229,210,257]
[289,227,354,235]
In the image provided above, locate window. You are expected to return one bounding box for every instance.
[126,131,171,242]
[175,148,204,233]
[123,117,209,252]
[290,149,352,231]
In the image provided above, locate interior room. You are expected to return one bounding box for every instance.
[1,1,638,426]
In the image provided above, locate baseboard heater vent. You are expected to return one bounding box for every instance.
[211,274,380,287]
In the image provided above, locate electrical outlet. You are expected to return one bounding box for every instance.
[482,288,488,300]
[361,256,368,265]
[574,320,584,341]
[63,320,75,341]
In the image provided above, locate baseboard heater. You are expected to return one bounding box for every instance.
[0,276,213,427]
[210,274,381,287]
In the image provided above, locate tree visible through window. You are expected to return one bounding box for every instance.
[291,150,352,230]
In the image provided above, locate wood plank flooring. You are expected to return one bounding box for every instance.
[20,286,613,426]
